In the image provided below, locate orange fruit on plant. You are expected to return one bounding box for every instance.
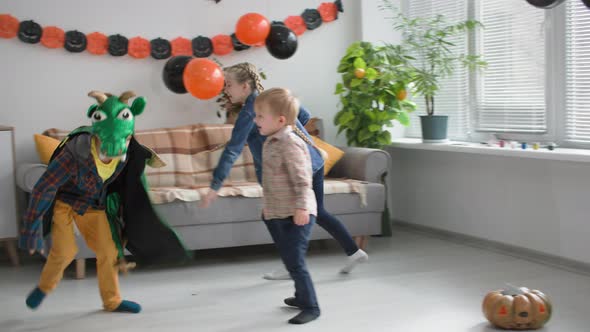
[396,89,407,100]
[354,68,366,79]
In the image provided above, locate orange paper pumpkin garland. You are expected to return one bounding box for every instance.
[0,14,19,39]
[41,26,65,49]
[1,0,344,60]
[86,32,108,55]
[128,37,150,59]
[212,34,233,56]
[171,37,192,56]
[284,16,307,36]
[318,3,338,22]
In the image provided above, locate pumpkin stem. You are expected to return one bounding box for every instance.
[504,283,524,295]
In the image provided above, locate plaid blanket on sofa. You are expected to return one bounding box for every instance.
[44,123,366,205]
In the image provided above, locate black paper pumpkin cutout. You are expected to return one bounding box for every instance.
[18,20,42,44]
[301,9,322,30]
[231,33,250,51]
[108,34,128,56]
[192,36,213,57]
[151,38,171,59]
[64,30,87,53]
[335,0,344,13]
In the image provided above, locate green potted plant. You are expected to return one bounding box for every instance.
[334,41,415,237]
[380,0,486,142]
[334,41,416,149]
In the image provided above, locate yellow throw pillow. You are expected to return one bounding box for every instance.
[33,134,61,164]
[311,136,345,176]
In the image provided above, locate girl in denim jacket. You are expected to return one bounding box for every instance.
[200,63,368,279]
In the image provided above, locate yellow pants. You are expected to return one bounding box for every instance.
[38,200,122,311]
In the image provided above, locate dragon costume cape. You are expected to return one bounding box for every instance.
[41,91,190,265]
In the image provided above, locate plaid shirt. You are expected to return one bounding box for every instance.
[19,134,125,251]
[262,126,316,220]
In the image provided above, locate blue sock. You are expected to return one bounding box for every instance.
[26,287,46,310]
[114,300,141,313]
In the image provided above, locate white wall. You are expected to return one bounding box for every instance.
[0,0,361,164]
[387,147,590,265]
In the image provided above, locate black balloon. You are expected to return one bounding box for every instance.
[265,24,298,60]
[108,34,128,56]
[525,0,565,8]
[64,30,87,53]
[162,56,192,94]
[151,38,171,59]
[192,36,213,57]
[18,20,42,44]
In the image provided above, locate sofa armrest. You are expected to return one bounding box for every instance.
[16,163,47,193]
[328,147,390,183]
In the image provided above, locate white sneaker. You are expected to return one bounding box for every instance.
[340,249,368,274]
[263,266,291,280]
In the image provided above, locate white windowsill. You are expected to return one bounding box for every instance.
[389,138,590,163]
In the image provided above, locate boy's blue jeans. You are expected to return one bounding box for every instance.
[264,216,320,315]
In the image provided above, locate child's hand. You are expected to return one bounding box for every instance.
[293,209,309,226]
[199,189,218,208]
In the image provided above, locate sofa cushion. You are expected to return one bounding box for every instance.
[33,134,60,164]
[153,182,383,226]
[148,178,368,205]
[311,136,344,175]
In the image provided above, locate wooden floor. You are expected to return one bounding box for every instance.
[1,227,589,332]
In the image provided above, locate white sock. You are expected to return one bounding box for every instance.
[340,249,368,274]
[263,265,291,280]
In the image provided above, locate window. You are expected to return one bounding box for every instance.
[565,0,590,144]
[474,0,547,134]
[404,0,470,140]
[400,0,590,147]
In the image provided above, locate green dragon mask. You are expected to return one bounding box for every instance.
[87,91,146,160]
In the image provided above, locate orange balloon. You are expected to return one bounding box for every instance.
[235,13,270,46]
[183,58,225,100]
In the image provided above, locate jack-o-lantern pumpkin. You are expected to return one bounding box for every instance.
[482,286,552,330]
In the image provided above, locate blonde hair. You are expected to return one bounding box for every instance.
[254,88,300,125]
[224,62,264,93]
[255,88,324,156]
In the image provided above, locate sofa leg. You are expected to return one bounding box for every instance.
[4,240,19,266]
[75,258,86,279]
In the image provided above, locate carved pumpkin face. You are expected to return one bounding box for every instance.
[483,287,551,330]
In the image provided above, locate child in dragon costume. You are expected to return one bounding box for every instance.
[19,91,189,313]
